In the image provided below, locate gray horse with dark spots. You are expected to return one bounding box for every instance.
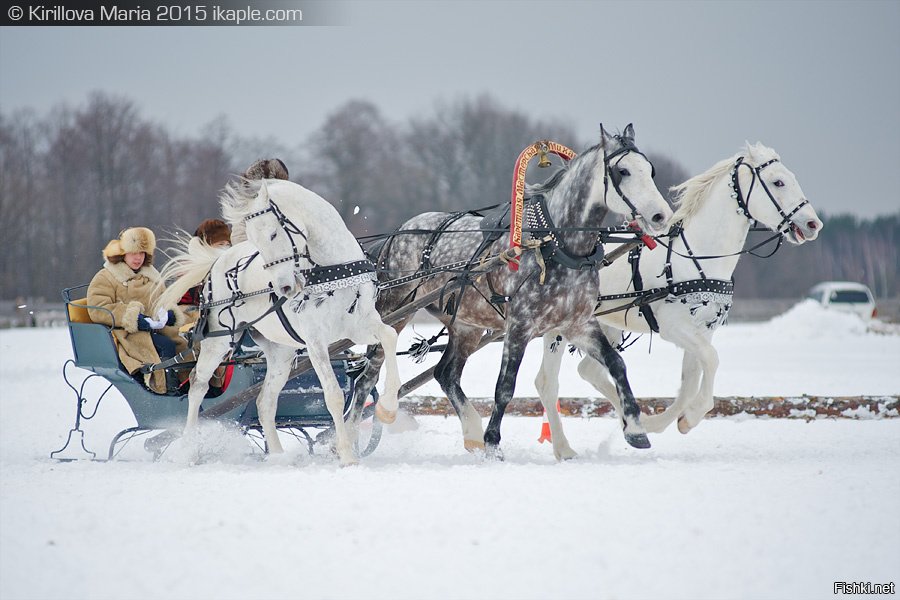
[350,125,673,458]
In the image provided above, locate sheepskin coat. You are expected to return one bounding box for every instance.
[87,260,188,393]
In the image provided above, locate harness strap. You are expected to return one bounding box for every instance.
[527,196,606,272]
[143,295,290,373]
[272,292,306,345]
[627,246,660,333]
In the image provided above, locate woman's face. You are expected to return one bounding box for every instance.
[124,252,145,270]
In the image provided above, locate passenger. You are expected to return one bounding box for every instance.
[241,157,289,182]
[178,218,232,308]
[87,227,188,394]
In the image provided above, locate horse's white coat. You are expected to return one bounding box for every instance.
[536,144,823,458]
[163,180,401,465]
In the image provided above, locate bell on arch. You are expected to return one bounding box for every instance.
[538,144,551,168]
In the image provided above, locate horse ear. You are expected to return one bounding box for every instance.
[745,140,759,161]
[599,123,608,146]
[258,178,269,200]
[623,123,635,140]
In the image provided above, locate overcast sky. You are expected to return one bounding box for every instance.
[1,1,898,218]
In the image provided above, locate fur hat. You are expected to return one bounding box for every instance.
[103,227,156,265]
[242,158,289,181]
[194,218,231,246]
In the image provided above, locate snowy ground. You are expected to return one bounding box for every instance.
[1,301,898,600]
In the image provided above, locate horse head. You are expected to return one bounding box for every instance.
[597,124,673,236]
[225,179,308,298]
[738,143,822,244]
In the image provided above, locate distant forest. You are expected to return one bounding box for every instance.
[1,92,897,301]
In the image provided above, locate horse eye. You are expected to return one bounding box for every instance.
[618,168,630,177]
[773,180,785,188]
[269,232,277,241]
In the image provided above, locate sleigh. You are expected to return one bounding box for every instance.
[52,284,382,461]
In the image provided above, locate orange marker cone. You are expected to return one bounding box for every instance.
[538,413,552,443]
[537,400,560,444]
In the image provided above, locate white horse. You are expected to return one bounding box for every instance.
[156,179,401,466]
[535,143,823,460]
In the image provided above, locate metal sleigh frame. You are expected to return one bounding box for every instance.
[51,285,381,461]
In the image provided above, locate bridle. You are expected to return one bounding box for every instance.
[243,198,311,270]
[731,156,809,235]
[604,136,656,221]
[594,155,811,332]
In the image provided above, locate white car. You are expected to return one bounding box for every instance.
[806,281,878,320]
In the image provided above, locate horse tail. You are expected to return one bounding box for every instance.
[153,237,224,312]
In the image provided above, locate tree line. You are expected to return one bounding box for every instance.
[1,92,896,302]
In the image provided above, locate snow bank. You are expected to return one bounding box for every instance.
[759,299,870,337]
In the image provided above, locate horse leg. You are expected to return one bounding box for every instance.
[251,338,295,454]
[308,340,357,466]
[372,322,401,424]
[640,351,701,434]
[433,324,485,453]
[535,333,577,461]
[679,341,719,433]
[346,344,384,443]
[484,324,531,459]
[184,337,232,436]
[576,354,624,415]
[345,316,411,441]
[565,322,650,449]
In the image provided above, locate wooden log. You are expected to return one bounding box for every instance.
[398,395,900,419]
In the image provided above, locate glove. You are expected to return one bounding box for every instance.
[136,314,153,332]
[153,307,176,327]
[142,307,169,330]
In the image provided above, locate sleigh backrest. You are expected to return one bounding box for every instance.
[62,286,125,374]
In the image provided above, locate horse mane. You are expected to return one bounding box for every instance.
[220,178,264,244]
[152,235,226,313]
[524,142,606,199]
[669,143,780,223]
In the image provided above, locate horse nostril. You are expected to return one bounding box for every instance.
[652,213,665,224]
[281,285,293,296]
[807,220,818,231]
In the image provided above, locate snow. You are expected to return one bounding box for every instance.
[1,302,898,600]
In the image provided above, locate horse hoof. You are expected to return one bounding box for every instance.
[375,404,397,424]
[464,439,485,453]
[677,417,692,435]
[485,445,504,462]
[625,432,651,449]
[555,448,578,461]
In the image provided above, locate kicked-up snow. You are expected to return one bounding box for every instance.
[0,301,898,600]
